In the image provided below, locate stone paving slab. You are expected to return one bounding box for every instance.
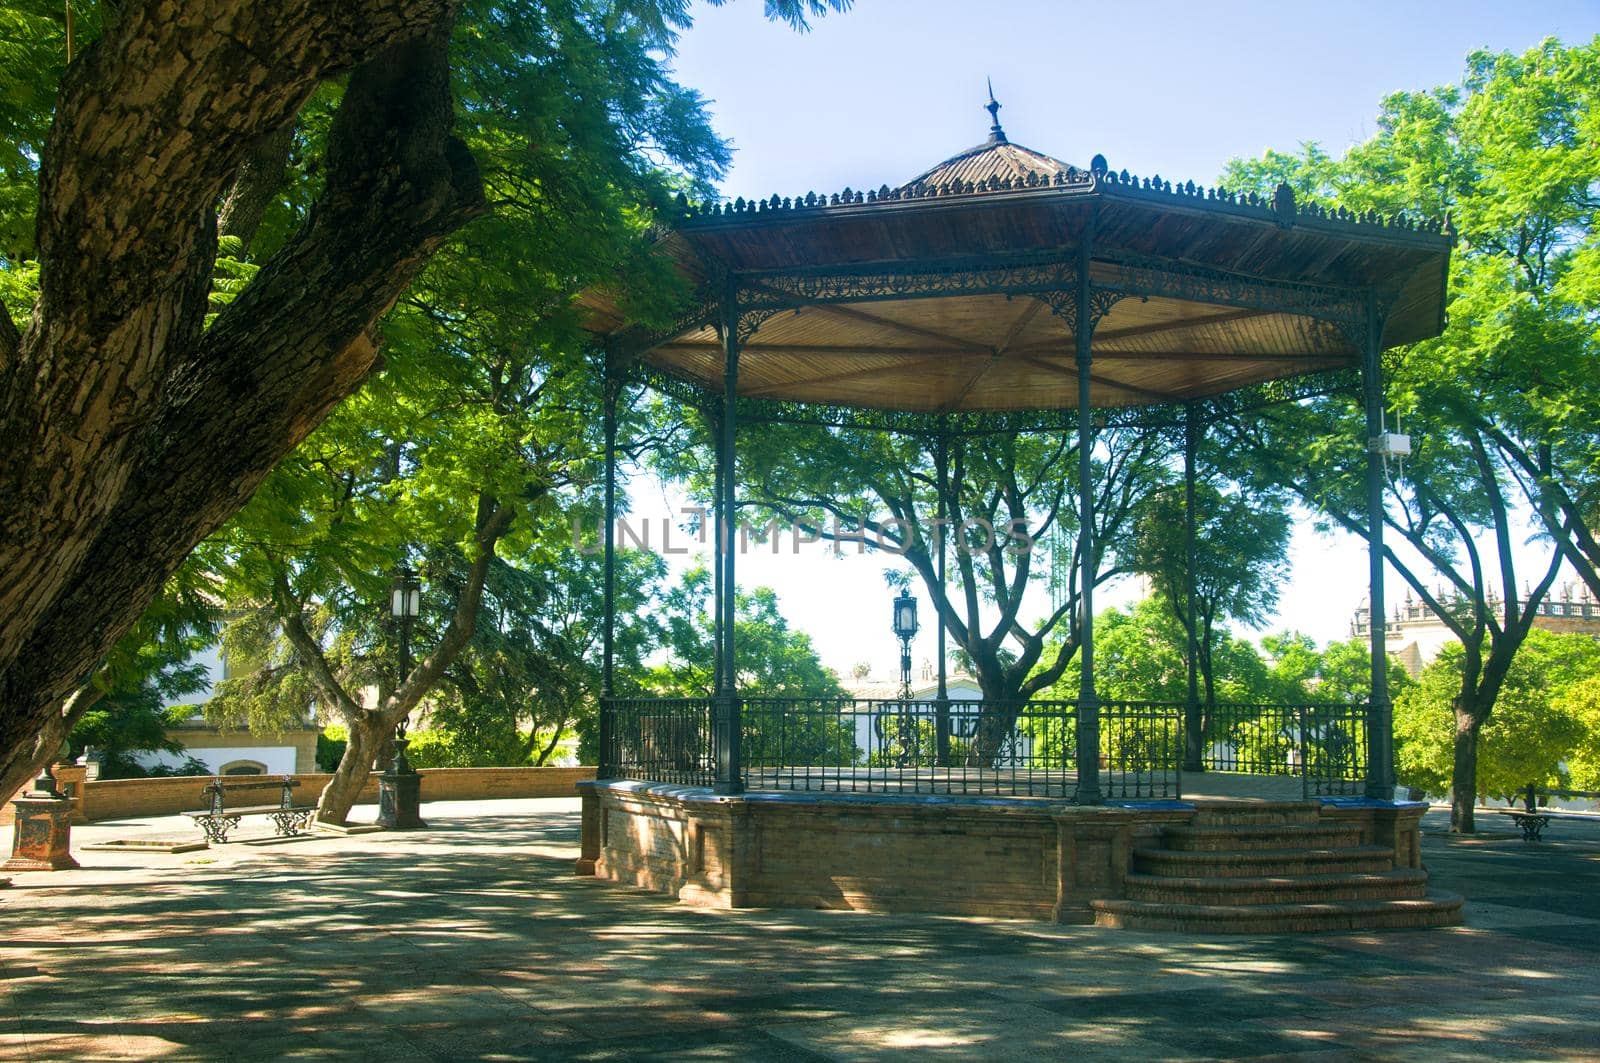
[1,800,1597,1060]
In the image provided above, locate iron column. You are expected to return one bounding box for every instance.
[1073,232,1103,806]
[1183,402,1204,773]
[934,429,950,765]
[714,278,743,794]
[598,353,617,779]
[1361,291,1396,799]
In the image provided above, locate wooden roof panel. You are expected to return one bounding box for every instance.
[639,288,1362,412]
[601,132,1448,412]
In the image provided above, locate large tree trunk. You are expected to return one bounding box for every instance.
[0,686,103,804]
[1450,699,1482,833]
[965,664,1026,769]
[0,5,485,788]
[318,714,381,825]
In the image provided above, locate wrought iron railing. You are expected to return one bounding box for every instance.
[1099,700,1184,800]
[742,697,1096,797]
[606,696,717,788]
[1204,701,1368,797]
[607,696,1181,800]
[601,696,1368,802]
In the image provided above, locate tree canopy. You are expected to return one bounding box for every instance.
[0,0,845,803]
[1217,36,1599,829]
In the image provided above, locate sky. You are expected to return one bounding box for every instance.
[614,1,1600,680]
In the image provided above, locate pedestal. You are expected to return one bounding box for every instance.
[4,795,79,871]
[376,742,425,830]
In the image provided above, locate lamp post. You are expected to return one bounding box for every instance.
[892,588,919,699]
[377,566,425,829]
[890,589,919,766]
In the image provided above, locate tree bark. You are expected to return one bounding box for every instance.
[217,122,297,251]
[0,685,103,804]
[0,5,485,789]
[318,712,379,824]
[1450,698,1481,833]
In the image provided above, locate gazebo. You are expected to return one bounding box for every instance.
[574,98,1462,931]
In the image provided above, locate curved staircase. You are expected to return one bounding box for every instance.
[1091,803,1463,933]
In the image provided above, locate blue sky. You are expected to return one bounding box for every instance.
[623,1,1600,679]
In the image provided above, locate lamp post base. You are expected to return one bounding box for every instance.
[376,742,426,830]
[5,795,79,871]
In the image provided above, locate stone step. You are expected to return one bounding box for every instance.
[1188,802,1322,828]
[1160,822,1365,852]
[1090,891,1464,933]
[1132,845,1395,878]
[1124,868,1428,906]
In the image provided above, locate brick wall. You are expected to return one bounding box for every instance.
[5,765,594,823]
[583,782,1187,922]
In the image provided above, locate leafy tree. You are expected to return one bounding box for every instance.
[426,544,665,768]
[709,421,1170,765]
[0,0,847,812]
[1395,630,1600,800]
[643,567,854,769]
[1562,673,1600,791]
[1131,477,1291,761]
[1217,38,1597,829]
[644,567,844,699]
[1048,596,1273,706]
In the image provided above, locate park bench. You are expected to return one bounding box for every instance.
[1496,783,1600,841]
[185,776,315,844]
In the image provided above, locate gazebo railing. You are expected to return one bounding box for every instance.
[606,696,718,788]
[602,696,1371,801]
[1100,700,1185,800]
[605,696,1185,800]
[1204,701,1369,798]
[742,696,1096,798]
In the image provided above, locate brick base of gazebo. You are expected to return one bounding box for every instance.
[576,781,1462,932]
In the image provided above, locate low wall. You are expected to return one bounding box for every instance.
[579,782,1426,923]
[5,765,594,824]
[581,781,1185,922]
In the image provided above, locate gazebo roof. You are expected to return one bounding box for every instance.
[902,92,1078,192]
[585,97,1452,416]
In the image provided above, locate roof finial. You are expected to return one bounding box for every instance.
[985,78,1007,144]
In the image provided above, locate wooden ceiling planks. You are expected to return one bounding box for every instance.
[601,129,1448,414]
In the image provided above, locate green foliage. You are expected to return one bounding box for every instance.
[1218,38,1600,821]
[864,719,968,769]
[1046,596,1275,705]
[1395,630,1600,798]
[62,559,221,778]
[0,0,107,264]
[714,416,1171,704]
[316,727,349,773]
[432,543,664,768]
[1131,477,1291,709]
[1563,674,1600,790]
[643,566,845,699]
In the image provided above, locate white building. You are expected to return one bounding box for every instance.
[842,668,1035,765]
[138,643,319,776]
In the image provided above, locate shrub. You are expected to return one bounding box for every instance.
[316,726,348,772]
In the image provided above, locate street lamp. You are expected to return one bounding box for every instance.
[389,566,422,739]
[887,588,920,767]
[378,565,426,829]
[892,588,918,699]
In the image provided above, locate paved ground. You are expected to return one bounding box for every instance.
[2,799,1598,1061]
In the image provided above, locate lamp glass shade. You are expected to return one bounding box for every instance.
[390,576,422,618]
[892,592,918,638]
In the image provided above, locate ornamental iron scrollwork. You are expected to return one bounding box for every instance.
[607,297,719,367]
[736,255,1081,311]
[1043,286,1129,337]
[1096,251,1367,330]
